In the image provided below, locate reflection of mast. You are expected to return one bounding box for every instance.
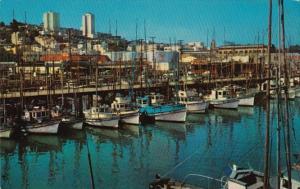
[18,143,28,189]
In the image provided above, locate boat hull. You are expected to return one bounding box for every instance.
[85,118,119,129]
[0,128,13,139]
[26,121,60,134]
[296,87,300,97]
[155,109,187,122]
[61,118,84,130]
[185,101,208,113]
[210,99,239,109]
[120,112,140,125]
[238,96,255,106]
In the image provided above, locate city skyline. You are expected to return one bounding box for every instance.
[0,0,299,45]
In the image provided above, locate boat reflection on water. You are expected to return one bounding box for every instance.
[0,139,17,154]
[87,126,121,141]
[207,109,242,127]
[59,129,87,143]
[186,113,206,125]
[121,124,141,137]
[155,122,187,140]
[26,135,63,152]
[237,107,254,116]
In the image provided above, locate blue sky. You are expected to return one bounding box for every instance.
[0,0,299,45]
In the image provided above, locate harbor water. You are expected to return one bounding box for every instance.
[1,99,299,189]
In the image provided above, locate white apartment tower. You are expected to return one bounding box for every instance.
[43,11,60,32]
[82,13,95,38]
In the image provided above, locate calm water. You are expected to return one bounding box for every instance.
[1,99,300,189]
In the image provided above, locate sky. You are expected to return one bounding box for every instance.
[0,0,299,46]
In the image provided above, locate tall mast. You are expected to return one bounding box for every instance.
[144,20,149,94]
[280,0,292,188]
[276,0,282,188]
[150,36,156,87]
[263,0,272,188]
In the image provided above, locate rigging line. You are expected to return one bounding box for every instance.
[161,146,212,178]
[161,149,199,178]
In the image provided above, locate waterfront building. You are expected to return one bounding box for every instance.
[82,13,95,38]
[217,44,269,58]
[43,11,60,32]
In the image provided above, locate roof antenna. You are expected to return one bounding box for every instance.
[109,19,111,35]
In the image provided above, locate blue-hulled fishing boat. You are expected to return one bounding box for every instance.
[137,93,187,124]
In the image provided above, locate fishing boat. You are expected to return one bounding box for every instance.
[111,94,140,125]
[59,98,84,130]
[224,85,256,106]
[270,78,296,100]
[178,89,208,113]
[61,116,83,130]
[0,103,14,139]
[137,93,187,123]
[204,88,239,109]
[23,106,60,134]
[84,105,119,129]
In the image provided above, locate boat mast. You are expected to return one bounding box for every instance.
[150,36,156,88]
[263,0,272,188]
[276,0,282,187]
[279,0,292,187]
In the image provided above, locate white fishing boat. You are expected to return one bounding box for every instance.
[137,93,187,123]
[224,85,256,106]
[270,79,296,100]
[111,95,140,125]
[84,105,119,129]
[61,116,83,130]
[204,88,239,109]
[23,106,60,134]
[178,90,208,113]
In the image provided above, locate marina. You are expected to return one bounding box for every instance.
[0,100,299,188]
[1,0,300,188]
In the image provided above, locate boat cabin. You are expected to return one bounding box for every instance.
[227,165,264,189]
[136,96,150,108]
[149,93,165,105]
[111,96,133,112]
[178,90,201,103]
[207,88,235,101]
[24,106,50,122]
